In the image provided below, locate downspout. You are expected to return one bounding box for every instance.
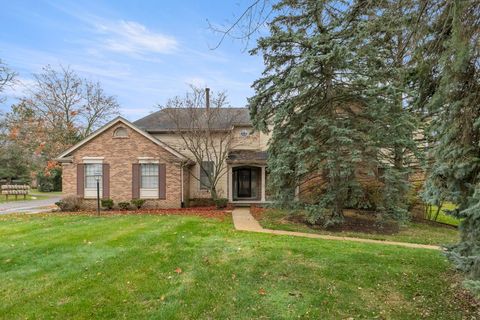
[180,162,185,208]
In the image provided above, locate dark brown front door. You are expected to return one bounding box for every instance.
[237,168,252,198]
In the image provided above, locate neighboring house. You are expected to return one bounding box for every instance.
[56,108,270,208]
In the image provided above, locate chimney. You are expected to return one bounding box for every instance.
[205,87,210,110]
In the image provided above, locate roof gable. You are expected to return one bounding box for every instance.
[56,117,187,161]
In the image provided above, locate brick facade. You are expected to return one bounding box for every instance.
[62,122,184,208]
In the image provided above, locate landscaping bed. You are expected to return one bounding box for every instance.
[57,206,229,220]
[252,207,459,245]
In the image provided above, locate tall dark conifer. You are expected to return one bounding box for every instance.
[249,0,419,225]
[417,0,480,292]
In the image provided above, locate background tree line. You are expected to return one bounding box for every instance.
[0,63,120,190]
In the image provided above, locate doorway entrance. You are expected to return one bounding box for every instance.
[232,166,260,200]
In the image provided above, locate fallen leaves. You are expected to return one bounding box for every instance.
[258,288,267,296]
[58,207,228,220]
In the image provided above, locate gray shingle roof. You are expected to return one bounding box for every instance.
[134,108,252,132]
[227,150,268,163]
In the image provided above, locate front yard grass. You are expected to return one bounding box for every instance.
[0,213,477,319]
[257,209,459,246]
[0,194,48,203]
[30,189,63,196]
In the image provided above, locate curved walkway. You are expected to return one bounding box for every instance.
[232,207,441,251]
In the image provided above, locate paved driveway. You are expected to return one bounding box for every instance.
[0,196,61,215]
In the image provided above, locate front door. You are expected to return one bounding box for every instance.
[237,168,252,198]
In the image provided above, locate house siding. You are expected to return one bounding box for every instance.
[152,127,269,201]
[62,123,183,208]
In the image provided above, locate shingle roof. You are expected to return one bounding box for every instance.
[227,150,268,163]
[134,108,252,132]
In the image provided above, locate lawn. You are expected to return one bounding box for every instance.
[0,194,48,203]
[255,209,459,246]
[0,213,477,319]
[30,189,63,196]
[426,202,461,227]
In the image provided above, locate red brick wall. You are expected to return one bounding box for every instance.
[62,122,183,208]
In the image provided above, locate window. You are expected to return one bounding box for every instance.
[113,127,128,138]
[141,164,159,189]
[240,129,249,138]
[200,161,214,190]
[85,163,103,188]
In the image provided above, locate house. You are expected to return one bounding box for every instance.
[56,108,270,208]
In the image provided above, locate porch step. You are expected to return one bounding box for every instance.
[232,203,251,207]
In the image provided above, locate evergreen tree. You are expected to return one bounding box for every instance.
[417,0,480,292]
[249,0,419,225]
[352,0,422,219]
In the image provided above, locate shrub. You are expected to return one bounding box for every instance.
[37,168,62,192]
[131,199,146,209]
[38,180,54,192]
[214,198,228,209]
[101,199,114,210]
[55,196,82,212]
[189,198,215,207]
[118,202,130,210]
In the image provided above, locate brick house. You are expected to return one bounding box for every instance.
[56,108,270,208]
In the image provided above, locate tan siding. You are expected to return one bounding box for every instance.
[153,127,271,199]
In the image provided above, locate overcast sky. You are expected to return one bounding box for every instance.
[0,0,265,120]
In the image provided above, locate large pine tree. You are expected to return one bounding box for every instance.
[417,0,480,292]
[249,0,419,225]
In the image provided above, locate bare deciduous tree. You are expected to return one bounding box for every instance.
[208,0,273,50]
[159,86,243,200]
[0,59,17,102]
[25,65,120,151]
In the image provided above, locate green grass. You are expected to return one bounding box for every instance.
[0,213,475,319]
[427,203,461,227]
[0,194,48,203]
[30,189,63,196]
[258,209,459,245]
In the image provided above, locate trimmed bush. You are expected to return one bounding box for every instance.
[55,196,82,212]
[214,198,228,209]
[118,202,130,210]
[131,199,146,209]
[101,199,114,210]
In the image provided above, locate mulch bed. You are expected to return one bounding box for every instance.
[323,211,400,234]
[250,205,266,221]
[252,206,401,234]
[57,206,229,220]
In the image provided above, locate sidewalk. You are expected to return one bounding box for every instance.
[231,207,441,251]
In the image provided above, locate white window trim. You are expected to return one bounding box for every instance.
[83,157,104,164]
[140,189,159,199]
[139,160,159,199]
[113,127,128,138]
[83,160,104,199]
[138,157,159,164]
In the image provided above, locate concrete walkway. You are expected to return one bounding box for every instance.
[232,207,441,250]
